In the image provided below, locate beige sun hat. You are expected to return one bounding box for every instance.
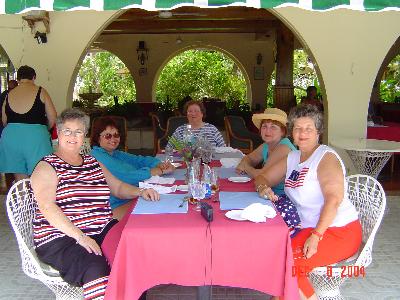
[252,108,288,129]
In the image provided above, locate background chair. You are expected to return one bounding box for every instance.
[158,116,187,151]
[150,112,167,155]
[309,174,386,300]
[6,179,83,299]
[224,115,263,154]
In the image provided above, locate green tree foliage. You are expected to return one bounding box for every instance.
[77,52,136,107]
[156,50,246,109]
[380,54,400,103]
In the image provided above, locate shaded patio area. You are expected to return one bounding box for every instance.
[1,192,399,299]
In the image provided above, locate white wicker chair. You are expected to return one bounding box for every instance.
[309,174,386,300]
[6,179,83,299]
[80,139,92,156]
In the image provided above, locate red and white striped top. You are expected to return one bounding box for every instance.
[33,154,113,248]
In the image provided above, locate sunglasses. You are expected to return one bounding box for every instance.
[101,133,120,140]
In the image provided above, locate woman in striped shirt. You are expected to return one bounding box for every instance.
[166,100,226,148]
[31,108,159,300]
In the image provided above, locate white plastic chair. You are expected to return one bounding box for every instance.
[309,174,386,300]
[6,179,83,299]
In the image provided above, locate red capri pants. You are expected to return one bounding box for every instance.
[291,220,362,298]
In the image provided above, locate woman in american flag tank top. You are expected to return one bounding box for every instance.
[254,105,361,300]
[31,108,159,300]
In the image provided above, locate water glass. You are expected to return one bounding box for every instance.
[189,181,206,211]
[210,168,219,192]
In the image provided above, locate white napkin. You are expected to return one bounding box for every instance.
[139,182,177,194]
[240,203,277,223]
[214,146,239,153]
[144,176,175,184]
[220,157,242,168]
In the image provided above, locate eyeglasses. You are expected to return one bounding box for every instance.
[101,133,120,140]
[60,128,85,137]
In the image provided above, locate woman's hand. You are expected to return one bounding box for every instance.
[141,188,160,201]
[150,166,163,176]
[76,234,102,256]
[256,184,278,202]
[303,234,320,259]
[158,162,175,174]
[235,160,247,175]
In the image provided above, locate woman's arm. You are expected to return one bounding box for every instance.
[41,87,57,129]
[31,161,102,255]
[212,126,226,147]
[100,162,160,201]
[92,147,161,185]
[302,152,345,259]
[1,99,6,126]
[116,150,161,169]
[260,144,292,172]
[254,156,287,202]
[235,144,263,177]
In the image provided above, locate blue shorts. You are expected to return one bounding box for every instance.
[0,123,52,175]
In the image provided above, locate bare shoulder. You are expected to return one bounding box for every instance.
[275,143,292,153]
[318,151,343,177]
[40,86,51,102]
[31,161,57,188]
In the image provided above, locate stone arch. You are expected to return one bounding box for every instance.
[0,44,16,88]
[370,36,400,105]
[66,10,126,108]
[152,44,252,104]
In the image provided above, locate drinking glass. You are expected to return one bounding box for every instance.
[210,168,219,202]
[189,181,206,211]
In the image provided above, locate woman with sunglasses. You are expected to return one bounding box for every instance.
[90,116,175,219]
[31,108,157,300]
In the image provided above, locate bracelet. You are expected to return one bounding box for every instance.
[311,230,323,241]
[138,188,145,197]
[75,232,85,244]
[256,184,267,193]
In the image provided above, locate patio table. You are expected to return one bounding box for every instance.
[367,122,400,175]
[102,170,299,300]
[331,137,400,178]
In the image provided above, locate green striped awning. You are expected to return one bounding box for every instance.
[2,0,400,14]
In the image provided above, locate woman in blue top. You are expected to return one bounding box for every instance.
[236,108,296,195]
[90,116,175,219]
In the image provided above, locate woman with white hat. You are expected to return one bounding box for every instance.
[236,107,296,196]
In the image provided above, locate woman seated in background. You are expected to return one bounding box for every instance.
[166,100,226,148]
[301,86,323,111]
[255,104,361,300]
[31,108,158,300]
[90,116,174,218]
[236,108,296,192]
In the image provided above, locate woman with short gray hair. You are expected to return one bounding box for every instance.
[254,104,361,300]
[55,108,90,134]
[31,108,157,300]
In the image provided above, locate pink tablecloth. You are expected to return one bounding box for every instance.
[367,122,400,142]
[103,177,299,300]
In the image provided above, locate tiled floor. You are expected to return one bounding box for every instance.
[1,194,399,300]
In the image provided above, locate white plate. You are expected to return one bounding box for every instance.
[228,176,251,183]
[225,210,246,221]
[177,184,189,191]
[172,162,182,168]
